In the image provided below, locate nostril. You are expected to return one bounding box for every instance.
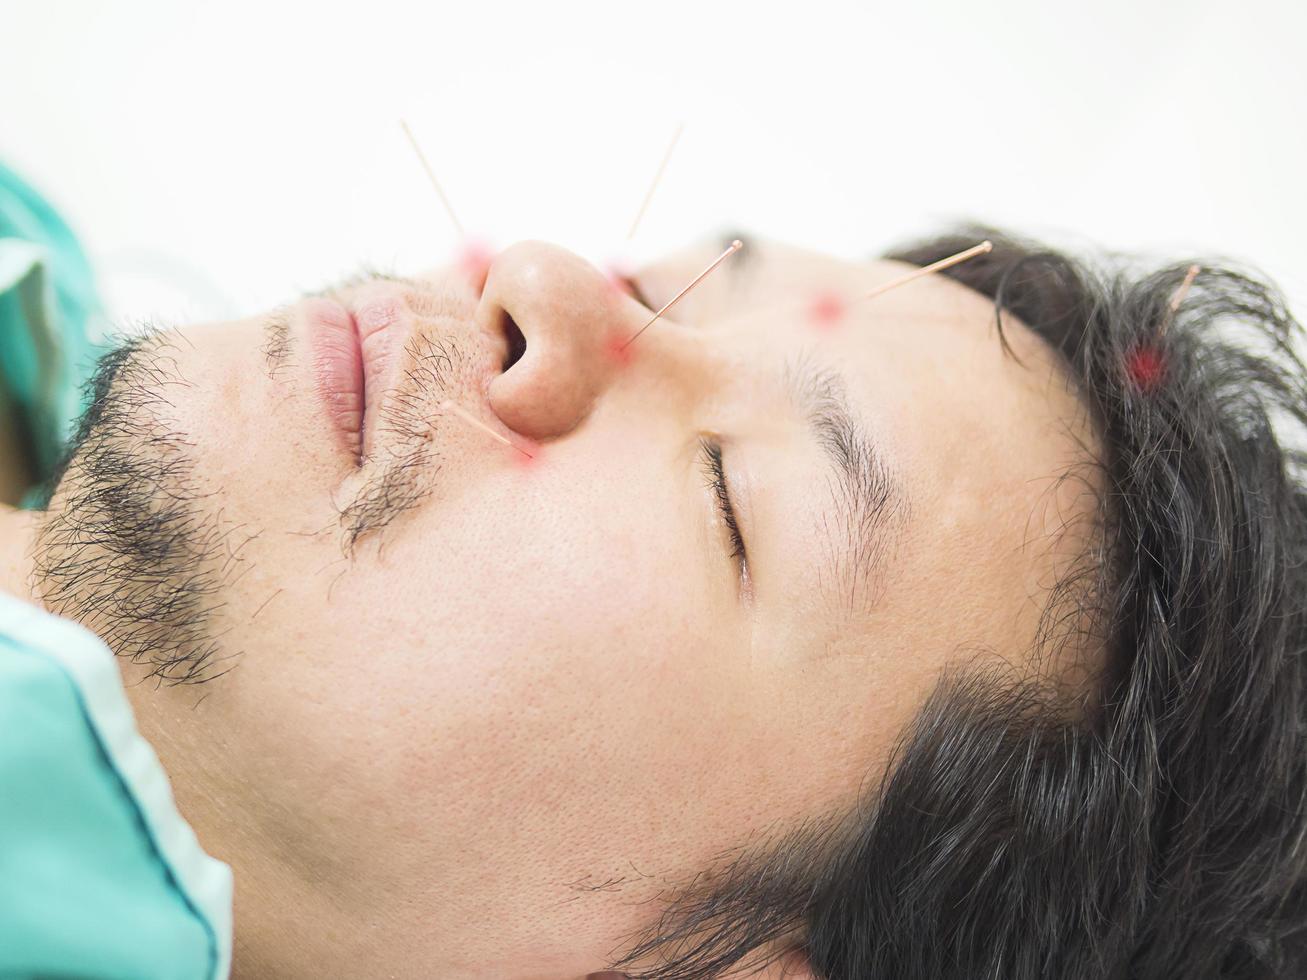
[500,312,527,372]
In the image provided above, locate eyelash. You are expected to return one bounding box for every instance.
[698,437,747,567]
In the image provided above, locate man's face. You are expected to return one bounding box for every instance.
[35,237,1096,977]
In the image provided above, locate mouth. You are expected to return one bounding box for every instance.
[304,296,365,462]
[303,291,413,465]
[303,278,507,466]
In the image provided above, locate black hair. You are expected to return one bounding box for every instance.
[31,332,236,685]
[609,228,1307,979]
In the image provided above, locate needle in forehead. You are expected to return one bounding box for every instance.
[619,239,744,351]
[859,240,993,303]
[400,119,467,240]
[626,122,685,241]
[441,399,535,459]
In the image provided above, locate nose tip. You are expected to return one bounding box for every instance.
[478,241,636,440]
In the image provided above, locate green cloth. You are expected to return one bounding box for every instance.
[0,164,232,977]
[0,160,107,508]
[0,591,233,979]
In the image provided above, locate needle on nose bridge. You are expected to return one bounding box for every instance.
[619,239,745,351]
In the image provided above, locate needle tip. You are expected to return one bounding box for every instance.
[979,240,994,253]
[730,239,743,250]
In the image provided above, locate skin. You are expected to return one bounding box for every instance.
[0,237,1098,979]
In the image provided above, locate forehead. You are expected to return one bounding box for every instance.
[653,238,1092,486]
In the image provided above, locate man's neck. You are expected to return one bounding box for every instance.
[0,503,39,604]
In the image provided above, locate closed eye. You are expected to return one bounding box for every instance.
[698,437,748,570]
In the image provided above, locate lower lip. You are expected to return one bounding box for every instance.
[305,297,365,461]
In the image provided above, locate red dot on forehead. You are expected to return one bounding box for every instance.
[808,290,847,330]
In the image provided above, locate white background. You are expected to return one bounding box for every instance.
[2,0,1304,327]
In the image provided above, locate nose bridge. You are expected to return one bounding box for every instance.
[480,241,638,440]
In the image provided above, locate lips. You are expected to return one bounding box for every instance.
[305,293,406,463]
[305,297,365,461]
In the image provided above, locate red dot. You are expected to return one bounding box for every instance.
[458,241,495,291]
[808,291,847,329]
[603,333,636,368]
[1126,344,1166,392]
[509,437,542,469]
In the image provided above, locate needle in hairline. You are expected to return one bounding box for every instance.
[1159,263,1201,337]
[860,240,994,303]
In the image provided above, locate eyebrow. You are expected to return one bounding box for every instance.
[783,354,905,616]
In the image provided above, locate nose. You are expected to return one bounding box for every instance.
[478,241,644,440]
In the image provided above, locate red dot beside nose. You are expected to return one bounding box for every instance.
[603,333,637,368]
[458,241,495,292]
[509,435,542,468]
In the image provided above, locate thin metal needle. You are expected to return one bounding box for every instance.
[626,122,685,241]
[620,239,744,350]
[1157,264,1200,338]
[861,240,994,302]
[441,400,534,459]
[1170,264,1201,312]
[400,120,466,239]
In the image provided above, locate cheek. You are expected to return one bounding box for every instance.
[366,464,728,735]
[168,321,355,530]
[201,453,744,885]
